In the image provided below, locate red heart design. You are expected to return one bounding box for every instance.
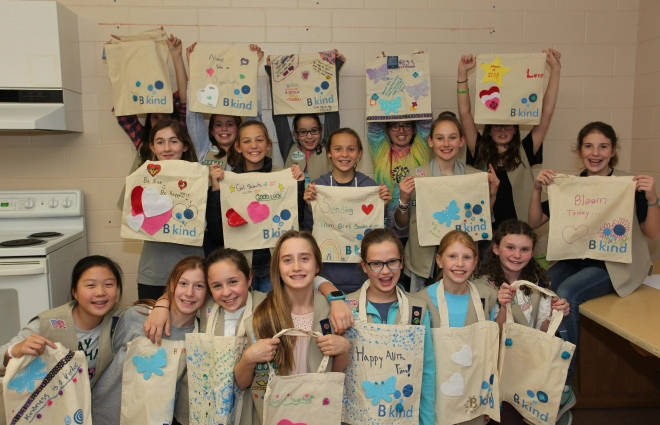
[130,186,144,216]
[178,180,187,190]
[361,204,374,215]
[484,98,500,111]
[479,86,500,98]
[301,71,309,80]
[147,163,161,177]
[479,86,501,111]
[226,208,248,227]
[141,209,172,235]
[205,67,214,77]
[277,420,307,425]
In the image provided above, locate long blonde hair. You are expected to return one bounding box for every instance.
[252,230,322,375]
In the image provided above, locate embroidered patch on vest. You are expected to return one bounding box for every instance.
[49,319,67,329]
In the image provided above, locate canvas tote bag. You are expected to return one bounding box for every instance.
[106,36,173,116]
[188,43,259,115]
[121,160,208,246]
[311,185,384,263]
[415,172,492,245]
[546,174,636,263]
[365,52,432,122]
[432,280,500,425]
[261,329,345,425]
[474,53,546,125]
[3,343,91,425]
[498,280,575,425]
[342,282,425,425]
[270,51,339,115]
[220,169,299,251]
[120,336,188,425]
[185,297,251,425]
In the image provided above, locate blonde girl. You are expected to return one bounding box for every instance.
[92,256,207,425]
[393,112,498,292]
[303,128,392,293]
[234,230,350,423]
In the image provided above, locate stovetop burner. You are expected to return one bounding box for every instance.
[28,232,63,238]
[0,238,46,247]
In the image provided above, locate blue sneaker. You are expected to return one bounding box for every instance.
[556,410,573,425]
[557,385,576,419]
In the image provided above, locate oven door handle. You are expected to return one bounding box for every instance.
[0,262,47,276]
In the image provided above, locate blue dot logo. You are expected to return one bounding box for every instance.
[320,81,330,90]
[132,95,138,102]
[521,97,528,104]
[175,212,182,220]
[241,85,251,94]
[561,351,571,360]
[135,81,141,87]
[527,389,535,398]
[529,93,538,102]
[505,338,513,346]
[482,232,489,239]
[393,390,401,399]
[234,89,240,95]
[273,216,280,223]
[314,86,321,93]
[472,204,483,214]
[613,224,626,236]
[537,391,548,403]
[280,209,291,220]
[481,381,489,390]
[147,84,153,91]
[154,80,164,90]
[402,384,413,397]
[183,208,194,219]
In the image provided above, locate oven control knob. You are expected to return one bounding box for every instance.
[48,198,59,208]
[24,198,35,209]
[62,198,73,208]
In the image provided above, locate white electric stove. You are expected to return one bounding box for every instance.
[0,190,87,346]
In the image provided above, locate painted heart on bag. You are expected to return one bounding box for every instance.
[450,344,473,367]
[141,209,172,235]
[562,225,589,244]
[440,372,465,397]
[178,180,187,190]
[226,208,248,227]
[197,84,219,108]
[141,187,173,217]
[247,201,270,223]
[301,71,310,80]
[361,204,374,215]
[479,86,501,111]
[205,67,214,77]
[147,163,161,177]
[126,213,144,232]
[277,420,307,425]
[130,185,144,216]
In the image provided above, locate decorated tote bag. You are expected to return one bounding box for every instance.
[342,283,425,425]
[474,53,546,125]
[270,51,338,115]
[120,337,188,425]
[432,280,500,425]
[262,329,345,425]
[311,185,384,263]
[365,52,432,122]
[498,280,576,425]
[106,38,173,116]
[546,174,636,263]
[185,299,251,425]
[3,343,91,425]
[189,43,258,115]
[220,169,299,251]
[121,160,208,246]
[414,172,492,245]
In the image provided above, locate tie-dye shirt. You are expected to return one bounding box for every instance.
[367,120,432,214]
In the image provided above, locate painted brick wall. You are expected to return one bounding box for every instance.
[0,0,647,302]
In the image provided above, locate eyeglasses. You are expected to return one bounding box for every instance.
[296,128,321,136]
[389,123,414,130]
[366,258,402,273]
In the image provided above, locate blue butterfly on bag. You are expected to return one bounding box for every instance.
[8,356,48,393]
[433,200,460,227]
[378,97,402,115]
[362,376,397,405]
[132,347,167,380]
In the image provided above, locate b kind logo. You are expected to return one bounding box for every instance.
[512,389,551,422]
[431,199,490,241]
[132,79,168,106]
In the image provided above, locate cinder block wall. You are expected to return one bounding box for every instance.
[0,0,649,302]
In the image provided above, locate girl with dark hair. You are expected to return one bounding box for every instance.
[1,255,123,388]
[136,116,204,300]
[528,121,660,423]
[303,127,392,293]
[457,49,561,230]
[265,50,346,184]
[92,256,207,425]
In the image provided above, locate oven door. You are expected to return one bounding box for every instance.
[0,258,50,346]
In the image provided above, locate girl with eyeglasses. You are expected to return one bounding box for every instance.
[368,116,432,221]
[457,49,561,230]
[344,228,436,425]
[265,50,346,185]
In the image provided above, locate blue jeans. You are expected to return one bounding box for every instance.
[251,274,272,293]
[549,259,615,382]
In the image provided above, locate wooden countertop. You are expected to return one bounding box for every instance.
[579,284,660,358]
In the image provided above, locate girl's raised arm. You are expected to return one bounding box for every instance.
[528,169,556,228]
[168,34,188,105]
[530,48,562,154]
[457,54,479,156]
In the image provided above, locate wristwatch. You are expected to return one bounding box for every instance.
[327,290,346,302]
